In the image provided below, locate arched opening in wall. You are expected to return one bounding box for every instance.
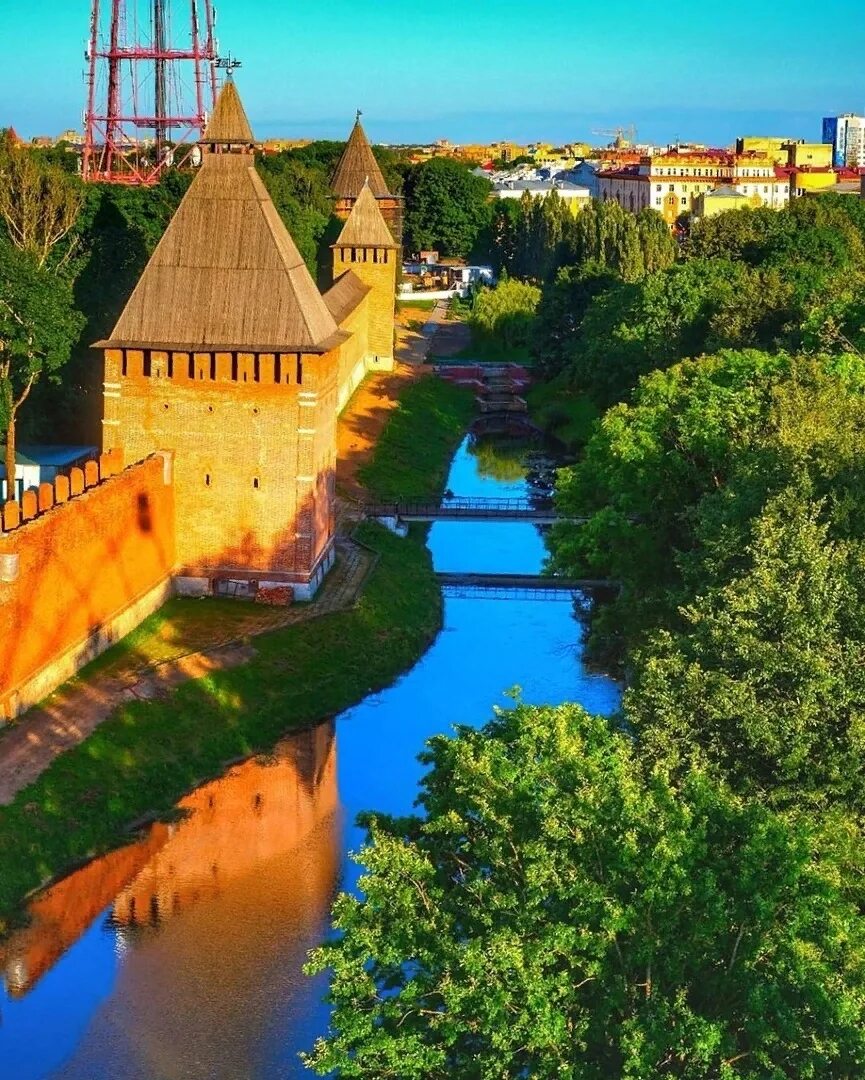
[205,473,212,487]
[253,477,260,490]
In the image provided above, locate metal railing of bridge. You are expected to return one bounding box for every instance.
[441,585,581,602]
[363,495,556,518]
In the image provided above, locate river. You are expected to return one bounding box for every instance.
[0,434,620,1079]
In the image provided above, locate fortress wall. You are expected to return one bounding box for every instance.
[0,453,176,720]
[336,291,370,412]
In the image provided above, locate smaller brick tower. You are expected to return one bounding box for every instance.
[331,183,399,369]
[331,112,402,245]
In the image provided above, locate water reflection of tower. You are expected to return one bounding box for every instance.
[1,721,341,1011]
[57,721,344,1079]
[111,721,341,931]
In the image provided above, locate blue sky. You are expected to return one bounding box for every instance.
[3,0,864,145]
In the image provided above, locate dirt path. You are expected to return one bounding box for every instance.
[0,537,375,806]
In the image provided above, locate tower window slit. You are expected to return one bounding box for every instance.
[205,473,211,487]
[296,355,303,384]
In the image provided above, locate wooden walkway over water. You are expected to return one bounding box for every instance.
[437,572,616,601]
[365,496,584,525]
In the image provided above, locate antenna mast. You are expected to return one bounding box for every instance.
[83,0,220,185]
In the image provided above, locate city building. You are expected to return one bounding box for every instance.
[491,176,591,212]
[597,148,789,225]
[822,114,865,167]
[736,136,798,164]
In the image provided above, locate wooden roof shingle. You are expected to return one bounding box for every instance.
[334,183,398,248]
[97,85,342,355]
[323,270,372,325]
[202,79,254,144]
[331,117,391,199]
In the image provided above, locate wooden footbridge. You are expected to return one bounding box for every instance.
[364,496,584,525]
[437,572,616,601]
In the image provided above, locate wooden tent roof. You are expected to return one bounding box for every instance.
[334,183,398,248]
[330,117,390,199]
[98,86,343,355]
[202,79,254,145]
[323,271,372,325]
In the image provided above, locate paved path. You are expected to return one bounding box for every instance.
[395,301,445,365]
[0,537,375,806]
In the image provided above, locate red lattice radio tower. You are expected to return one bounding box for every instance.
[83,0,219,185]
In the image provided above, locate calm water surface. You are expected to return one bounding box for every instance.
[0,435,620,1079]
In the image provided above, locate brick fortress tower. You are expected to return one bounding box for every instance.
[331,183,399,371]
[331,112,403,246]
[96,80,348,599]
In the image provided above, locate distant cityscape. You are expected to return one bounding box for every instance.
[6,111,865,227]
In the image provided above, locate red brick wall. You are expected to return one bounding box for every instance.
[103,348,337,584]
[0,454,175,714]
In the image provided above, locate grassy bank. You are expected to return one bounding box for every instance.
[0,523,440,934]
[357,375,475,500]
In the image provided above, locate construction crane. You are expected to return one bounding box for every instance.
[591,125,638,149]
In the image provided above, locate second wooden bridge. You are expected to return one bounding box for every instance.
[436,572,616,600]
[364,496,583,525]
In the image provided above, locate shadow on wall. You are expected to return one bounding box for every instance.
[0,452,176,718]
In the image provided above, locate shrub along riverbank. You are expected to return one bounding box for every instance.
[0,374,474,935]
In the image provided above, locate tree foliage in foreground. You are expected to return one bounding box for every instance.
[305,703,865,1079]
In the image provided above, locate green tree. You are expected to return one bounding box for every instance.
[403,158,492,258]
[531,260,618,377]
[629,483,865,812]
[567,199,674,282]
[549,350,865,658]
[0,240,84,497]
[305,703,865,1078]
[0,147,84,270]
[470,278,541,349]
[256,152,332,273]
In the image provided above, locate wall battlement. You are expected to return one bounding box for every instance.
[1,448,128,537]
[112,349,316,388]
[0,453,176,720]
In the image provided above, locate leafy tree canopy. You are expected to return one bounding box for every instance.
[629,482,865,812]
[470,278,541,349]
[305,702,865,1079]
[549,350,865,658]
[403,158,492,259]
